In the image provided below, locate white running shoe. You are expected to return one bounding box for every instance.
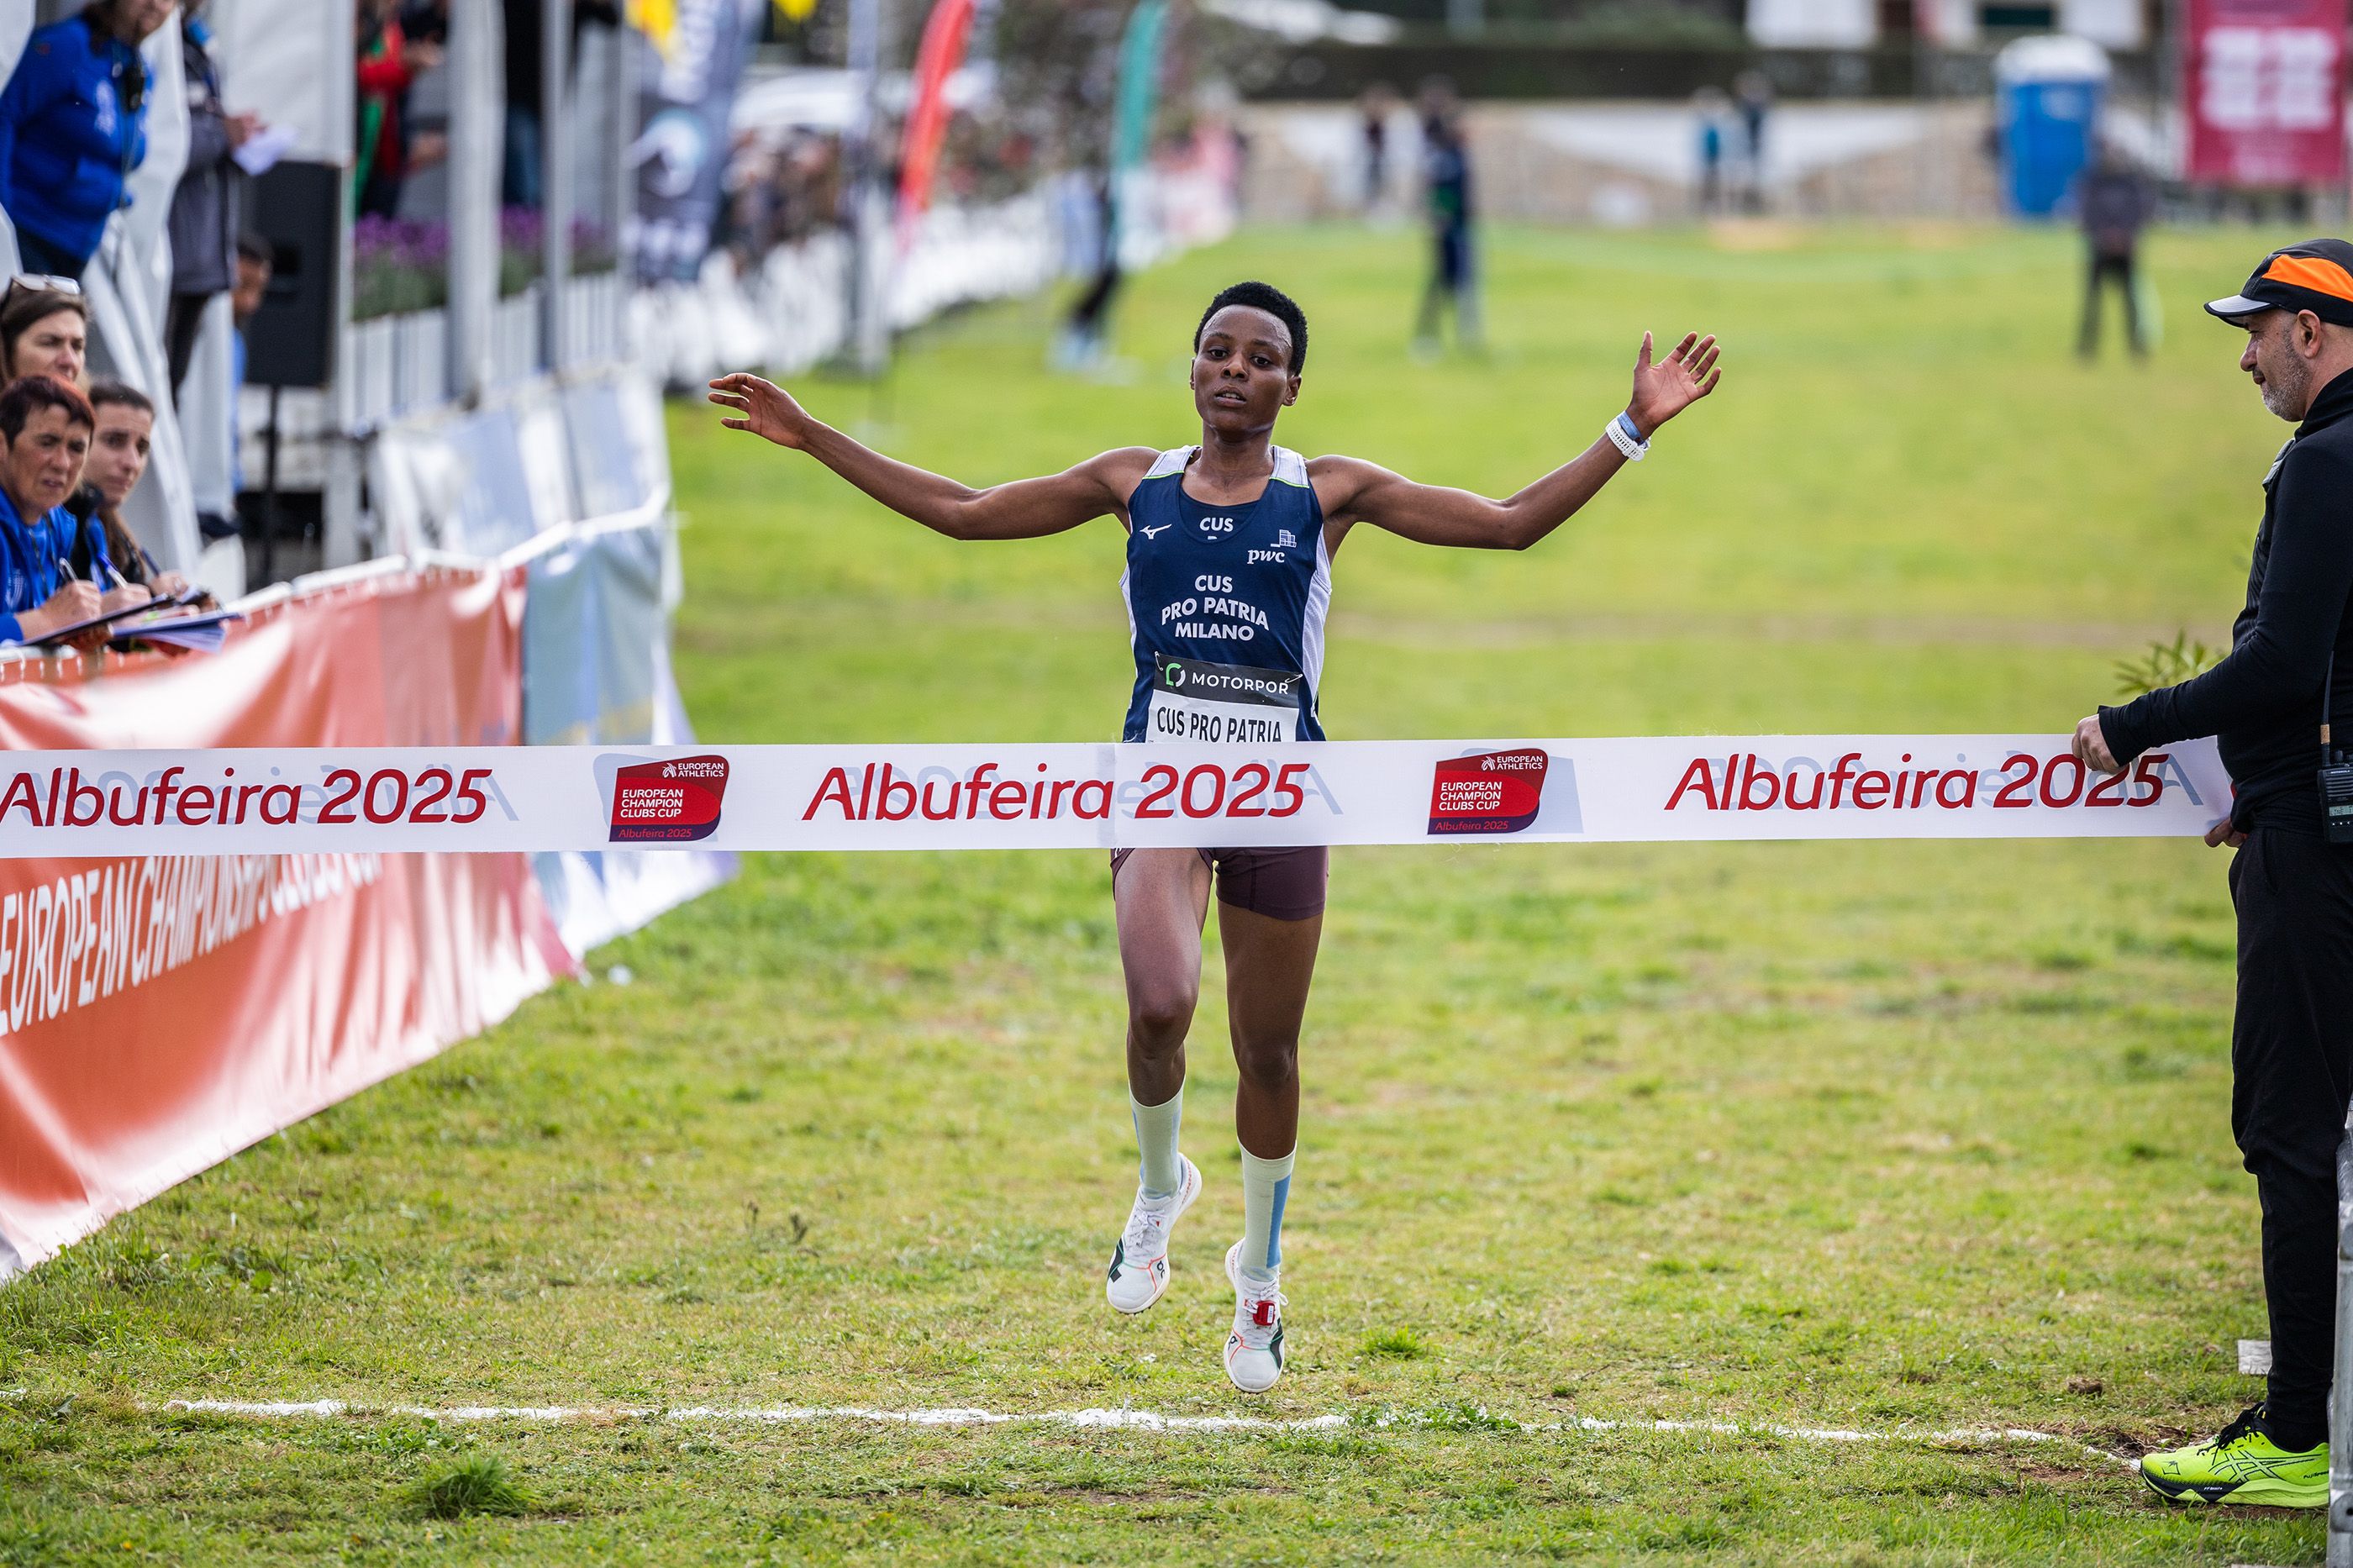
[1222,1239,1287,1394]
[1104,1155,1201,1315]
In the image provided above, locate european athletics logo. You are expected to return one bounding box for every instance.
[1428,749,1551,835]
[608,755,731,843]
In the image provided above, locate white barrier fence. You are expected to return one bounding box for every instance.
[629,191,1057,389]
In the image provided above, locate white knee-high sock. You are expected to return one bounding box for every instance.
[1131,1088,1184,1199]
[1239,1145,1294,1283]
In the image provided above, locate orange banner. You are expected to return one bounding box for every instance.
[0,564,575,1276]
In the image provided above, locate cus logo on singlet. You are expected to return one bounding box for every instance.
[1199,516,1237,536]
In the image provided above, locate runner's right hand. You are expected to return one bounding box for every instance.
[708,373,814,450]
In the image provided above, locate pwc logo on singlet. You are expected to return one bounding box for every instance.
[1428,749,1549,835]
[608,755,730,843]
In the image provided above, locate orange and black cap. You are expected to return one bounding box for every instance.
[2208,239,2353,329]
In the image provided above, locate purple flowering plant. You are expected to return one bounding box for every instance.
[353,209,619,322]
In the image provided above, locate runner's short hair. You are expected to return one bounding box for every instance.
[89,380,154,418]
[0,375,94,440]
[1196,282,1308,376]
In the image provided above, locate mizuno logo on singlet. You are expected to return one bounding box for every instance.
[1140,524,1171,539]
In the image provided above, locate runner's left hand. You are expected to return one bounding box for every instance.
[708,373,818,450]
[1626,331,1722,434]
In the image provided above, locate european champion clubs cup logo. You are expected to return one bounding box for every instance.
[608,755,731,843]
[1428,749,1550,836]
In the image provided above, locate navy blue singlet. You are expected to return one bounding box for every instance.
[1121,445,1332,745]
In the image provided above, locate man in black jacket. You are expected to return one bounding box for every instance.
[2075,239,2353,1507]
[163,0,257,399]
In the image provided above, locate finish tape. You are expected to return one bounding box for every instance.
[0,736,2229,858]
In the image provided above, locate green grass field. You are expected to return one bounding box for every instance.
[0,222,2330,1565]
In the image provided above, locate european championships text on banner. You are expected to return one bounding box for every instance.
[0,737,2232,857]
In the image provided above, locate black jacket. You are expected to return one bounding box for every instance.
[2077,164,2152,260]
[2103,368,2353,830]
[166,21,236,296]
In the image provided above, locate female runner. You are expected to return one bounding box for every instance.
[710,281,1721,1392]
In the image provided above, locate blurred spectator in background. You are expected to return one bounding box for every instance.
[0,376,146,646]
[229,235,271,494]
[355,0,441,220]
[1694,87,1729,217]
[1734,68,1773,213]
[166,0,261,401]
[2077,144,2155,360]
[1359,83,1393,213]
[501,0,545,209]
[397,0,451,182]
[77,381,191,598]
[502,0,619,209]
[0,282,88,391]
[1054,171,1122,372]
[0,0,172,281]
[1413,79,1480,357]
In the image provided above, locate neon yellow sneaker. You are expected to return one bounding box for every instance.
[2139,1404,2329,1507]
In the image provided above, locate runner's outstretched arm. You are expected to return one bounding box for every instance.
[1319,331,1720,551]
[708,372,1153,540]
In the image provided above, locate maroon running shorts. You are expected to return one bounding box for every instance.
[1109,845,1329,922]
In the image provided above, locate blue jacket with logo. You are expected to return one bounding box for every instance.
[0,485,113,645]
[0,16,150,265]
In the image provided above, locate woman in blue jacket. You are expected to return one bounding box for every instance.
[0,0,175,278]
[0,376,145,645]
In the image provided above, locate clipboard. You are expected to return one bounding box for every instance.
[108,605,244,650]
[113,606,242,632]
[26,597,172,647]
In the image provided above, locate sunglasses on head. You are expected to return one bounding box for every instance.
[1,276,84,317]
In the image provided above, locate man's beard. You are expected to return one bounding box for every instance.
[2261,347,2310,419]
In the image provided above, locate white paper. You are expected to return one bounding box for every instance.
[230,122,295,178]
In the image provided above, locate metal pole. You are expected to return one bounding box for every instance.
[2330,1105,2353,1564]
[608,10,634,248]
[541,0,574,374]
[845,0,889,376]
[447,0,504,403]
[323,0,366,566]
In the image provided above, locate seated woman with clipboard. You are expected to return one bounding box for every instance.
[0,375,151,647]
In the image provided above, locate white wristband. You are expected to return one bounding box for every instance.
[1604,412,1649,461]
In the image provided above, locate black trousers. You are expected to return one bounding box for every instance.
[2079,251,2145,357]
[2229,826,2353,1452]
[165,292,215,403]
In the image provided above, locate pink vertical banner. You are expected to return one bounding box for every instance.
[895,0,977,250]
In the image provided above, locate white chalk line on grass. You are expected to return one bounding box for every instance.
[124,1396,2133,1465]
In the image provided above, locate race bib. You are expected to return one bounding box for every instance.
[1145,655,1304,745]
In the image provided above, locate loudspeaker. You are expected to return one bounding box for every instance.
[242,160,342,389]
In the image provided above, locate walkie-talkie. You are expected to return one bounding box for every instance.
[2321,658,2353,845]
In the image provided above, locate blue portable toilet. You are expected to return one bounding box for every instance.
[1995,36,2111,218]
